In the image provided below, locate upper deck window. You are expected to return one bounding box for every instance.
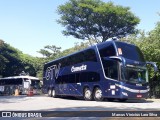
[98,42,118,80]
[98,43,116,57]
[115,42,145,62]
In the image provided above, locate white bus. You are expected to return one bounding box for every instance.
[0,76,41,95]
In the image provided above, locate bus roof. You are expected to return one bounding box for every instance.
[0,76,39,80]
[44,40,136,65]
[45,43,97,65]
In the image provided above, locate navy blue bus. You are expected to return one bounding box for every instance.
[42,39,157,101]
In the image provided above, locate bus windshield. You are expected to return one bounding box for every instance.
[122,67,148,84]
[115,42,145,62]
[24,78,41,89]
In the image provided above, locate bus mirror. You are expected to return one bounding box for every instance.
[146,62,158,73]
[109,56,123,62]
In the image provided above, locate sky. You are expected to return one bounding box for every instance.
[0,0,160,57]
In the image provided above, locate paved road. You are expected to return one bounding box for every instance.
[0,95,160,111]
[0,95,160,120]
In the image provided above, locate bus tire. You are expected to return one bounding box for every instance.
[93,87,104,101]
[52,89,56,98]
[84,88,93,101]
[48,89,52,97]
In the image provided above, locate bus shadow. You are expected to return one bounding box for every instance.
[39,105,160,112]
[56,96,154,103]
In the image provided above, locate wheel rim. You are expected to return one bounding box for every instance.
[95,89,102,100]
[52,90,55,97]
[48,89,51,96]
[85,90,91,99]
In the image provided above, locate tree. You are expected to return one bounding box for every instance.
[37,45,61,60]
[57,0,140,43]
[0,41,25,77]
[0,40,8,76]
[0,40,38,77]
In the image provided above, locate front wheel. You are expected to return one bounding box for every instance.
[48,89,52,97]
[84,88,93,101]
[93,87,104,101]
[52,89,56,98]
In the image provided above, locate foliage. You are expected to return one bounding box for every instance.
[37,45,61,60]
[57,0,140,43]
[0,40,41,78]
[56,42,89,60]
[0,40,25,77]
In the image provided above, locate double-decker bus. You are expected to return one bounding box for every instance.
[42,38,158,101]
[0,76,41,95]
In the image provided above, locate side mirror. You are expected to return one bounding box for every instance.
[103,56,125,67]
[109,56,123,62]
[103,56,125,63]
[146,62,158,73]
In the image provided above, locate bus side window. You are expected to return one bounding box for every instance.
[84,49,97,62]
[103,60,118,80]
[80,72,88,82]
[68,74,76,83]
[62,75,68,84]
[99,44,116,57]
[56,76,62,84]
[88,72,100,82]
[75,73,80,83]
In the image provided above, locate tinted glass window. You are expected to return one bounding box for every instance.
[52,49,97,69]
[68,74,76,83]
[115,42,145,62]
[75,73,80,83]
[102,59,118,80]
[84,49,97,62]
[88,72,100,82]
[99,44,116,57]
[123,67,148,84]
[62,75,68,84]
[79,72,88,82]
[0,78,23,85]
[56,72,100,84]
[56,76,61,84]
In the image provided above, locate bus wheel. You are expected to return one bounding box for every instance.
[84,88,93,101]
[52,89,56,98]
[48,89,52,97]
[93,87,104,101]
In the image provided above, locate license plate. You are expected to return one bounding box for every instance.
[137,94,142,98]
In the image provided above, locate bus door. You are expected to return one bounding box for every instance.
[102,58,121,97]
[23,80,30,94]
[66,73,82,96]
[72,73,83,96]
[74,82,83,96]
[56,75,70,95]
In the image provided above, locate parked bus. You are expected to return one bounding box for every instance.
[42,38,158,101]
[0,76,41,95]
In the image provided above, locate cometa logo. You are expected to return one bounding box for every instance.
[71,65,87,72]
